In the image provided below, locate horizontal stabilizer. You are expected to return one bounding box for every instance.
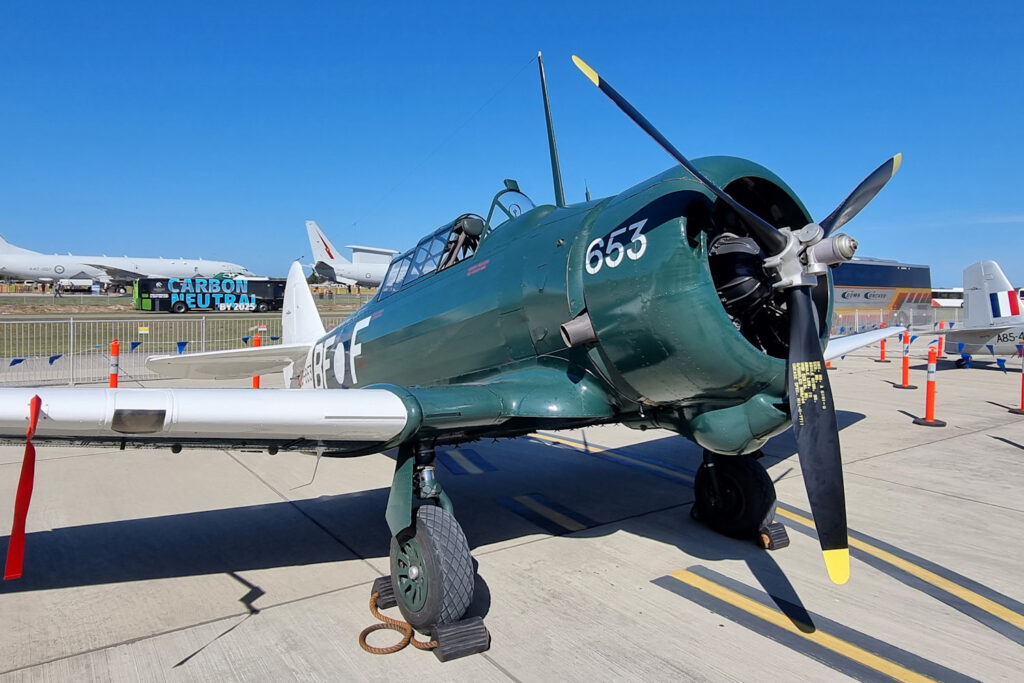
[146,343,312,379]
[823,326,904,361]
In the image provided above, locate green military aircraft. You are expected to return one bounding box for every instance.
[1,55,902,646]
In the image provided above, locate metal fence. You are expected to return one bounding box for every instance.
[0,316,347,386]
[2,306,966,387]
[829,306,962,338]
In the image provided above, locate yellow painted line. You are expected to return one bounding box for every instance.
[669,569,935,683]
[530,433,694,483]
[776,507,1024,631]
[513,495,586,532]
[446,449,483,475]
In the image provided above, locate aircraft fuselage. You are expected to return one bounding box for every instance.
[295,158,831,455]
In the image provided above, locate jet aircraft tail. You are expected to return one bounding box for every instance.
[0,234,37,255]
[963,260,1024,328]
[306,220,349,265]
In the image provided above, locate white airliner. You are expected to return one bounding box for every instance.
[305,220,397,287]
[946,260,1024,365]
[0,234,254,284]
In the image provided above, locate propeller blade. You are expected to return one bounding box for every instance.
[571,55,786,256]
[820,154,902,237]
[786,286,848,584]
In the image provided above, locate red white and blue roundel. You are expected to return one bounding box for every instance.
[990,289,1021,318]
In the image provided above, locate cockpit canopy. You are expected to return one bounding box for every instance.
[376,183,535,300]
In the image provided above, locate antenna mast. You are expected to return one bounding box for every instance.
[538,52,566,208]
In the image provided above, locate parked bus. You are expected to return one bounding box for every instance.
[134,277,286,313]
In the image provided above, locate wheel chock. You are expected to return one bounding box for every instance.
[431,616,491,662]
[758,522,790,550]
[371,575,397,610]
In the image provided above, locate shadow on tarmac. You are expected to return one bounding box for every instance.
[0,412,869,631]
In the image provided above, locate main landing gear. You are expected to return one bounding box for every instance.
[370,441,489,661]
[691,450,789,550]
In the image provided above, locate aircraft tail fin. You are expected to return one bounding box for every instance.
[963,260,1023,328]
[283,260,325,345]
[0,234,37,255]
[306,220,349,265]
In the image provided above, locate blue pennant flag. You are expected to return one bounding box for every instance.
[986,344,996,356]
[48,354,63,365]
[176,341,189,355]
[997,358,1008,374]
[909,335,919,344]
[242,335,251,345]
[9,358,24,367]
[1017,344,1024,358]
[958,342,965,354]
[130,341,142,352]
[928,338,939,346]
[270,336,280,341]
[949,322,955,329]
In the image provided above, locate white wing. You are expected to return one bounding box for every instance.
[0,388,409,453]
[823,326,905,361]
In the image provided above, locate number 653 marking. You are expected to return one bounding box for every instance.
[585,219,648,275]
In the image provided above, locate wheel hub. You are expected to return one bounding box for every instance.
[394,538,429,611]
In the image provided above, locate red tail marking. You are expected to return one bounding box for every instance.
[5,395,41,580]
[319,232,334,260]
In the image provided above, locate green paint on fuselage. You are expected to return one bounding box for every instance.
[314,157,830,454]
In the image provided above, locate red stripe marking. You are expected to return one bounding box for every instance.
[4,395,41,580]
[318,232,334,260]
[1010,290,1021,316]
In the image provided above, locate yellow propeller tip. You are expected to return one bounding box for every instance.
[572,55,600,86]
[892,153,903,175]
[823,548,850,585]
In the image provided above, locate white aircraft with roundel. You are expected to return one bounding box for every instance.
[0,234,254,284]
[946,260,1024,366]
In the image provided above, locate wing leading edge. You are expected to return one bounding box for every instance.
[823,326,905,361]
[0,388,413,454]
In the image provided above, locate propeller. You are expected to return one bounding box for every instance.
[570,56,785,257]
[573,55,901,585]
[820,154,902,237]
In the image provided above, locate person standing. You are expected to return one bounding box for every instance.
[53,282,62,298]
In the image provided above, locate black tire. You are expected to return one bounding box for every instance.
[256,301,269,312]
[390,505,474,632]
[692,453,775,539]
[170,301,188,314]
[955,357,967,369]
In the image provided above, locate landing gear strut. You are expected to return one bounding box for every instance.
[376,441,490,660]
[691,450,789,550]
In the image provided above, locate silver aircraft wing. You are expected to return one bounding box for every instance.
[82,263,148,281]
[823,326,905,361]
[0,387,412,454]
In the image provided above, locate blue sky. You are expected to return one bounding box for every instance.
[1,2,1021,286]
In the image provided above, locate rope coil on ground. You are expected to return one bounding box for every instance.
[358,592,438,654]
